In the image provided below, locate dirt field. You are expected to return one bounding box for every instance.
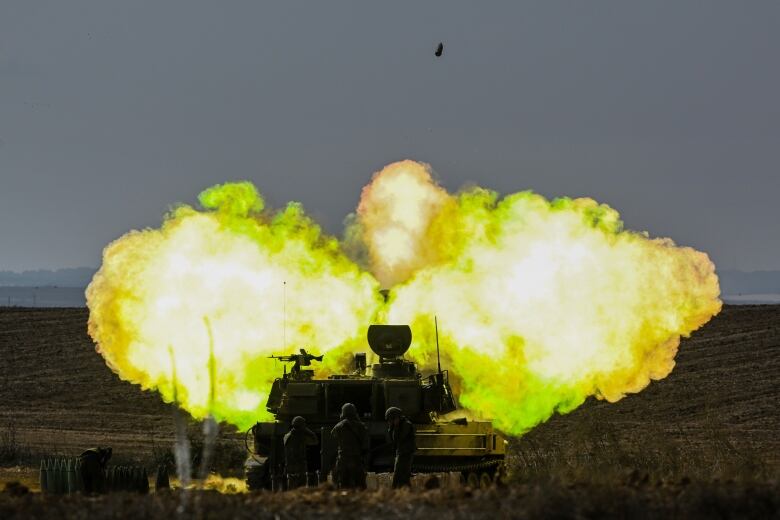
[2,481,779,520]
[0,308,181,463]
[511,304,780,481]
[1,305,778,517]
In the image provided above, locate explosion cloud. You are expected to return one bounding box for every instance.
[87,182,382,429]
[87,161,721,434]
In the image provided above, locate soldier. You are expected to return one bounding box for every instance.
[386,407,416,488]
[330,403,368,489]
[79,446,112,494]
[283,415,319,489]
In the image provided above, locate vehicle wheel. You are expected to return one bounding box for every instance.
[479,472,492,489]
[466,472,479,488]
[494,464,507,486]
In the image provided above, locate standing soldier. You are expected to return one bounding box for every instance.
[386,407,416,488]
[79,446,112,494]
[283,416,319,489]
[330,403,368,489]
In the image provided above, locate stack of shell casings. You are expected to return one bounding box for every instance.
[39,457,83,494]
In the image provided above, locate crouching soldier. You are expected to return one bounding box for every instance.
[79,446,112,494]
[284,416,319,489]
[386,407,416,488]
[330,403,368,489]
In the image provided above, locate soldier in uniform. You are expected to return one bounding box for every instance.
[330,403,368,489]
[386,407,416,488]
[79,446,112,494]
[283,415,319,489]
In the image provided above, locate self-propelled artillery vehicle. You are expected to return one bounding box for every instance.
[245,324,507,489]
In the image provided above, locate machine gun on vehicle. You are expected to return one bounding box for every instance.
[268,348,323,379]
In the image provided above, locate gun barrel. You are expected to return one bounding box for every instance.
[268,353,322,362]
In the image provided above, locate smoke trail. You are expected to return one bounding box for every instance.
[198,317,219,483]
[168,346,191,491]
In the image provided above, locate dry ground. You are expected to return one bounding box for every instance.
[510,304,780,481]
[0,308,181,463]
[2,482,779,520]
[0,305,778,517]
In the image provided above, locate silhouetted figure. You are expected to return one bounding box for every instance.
[330,403,368,489]
[435,42,444,57]
[4,481,29,496]
[79,446,112,494]
[386,407,416,488]
[284,416,319,489]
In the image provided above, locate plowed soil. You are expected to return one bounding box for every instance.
[0,305,778,518]
[0,308,178,460]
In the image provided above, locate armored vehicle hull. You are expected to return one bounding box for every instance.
[245,325,507,489]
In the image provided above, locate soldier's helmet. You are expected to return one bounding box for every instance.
[99,446,113,465]
[340,402,358,420]
[385,406,403,421]
[291,416,306,428]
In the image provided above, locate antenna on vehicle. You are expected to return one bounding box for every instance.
[435,315,442,374]
[432,315,456,414]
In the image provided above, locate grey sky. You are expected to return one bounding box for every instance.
[1,1,778,272]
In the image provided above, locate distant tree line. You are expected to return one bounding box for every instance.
[0,267,96,287]
[718,270,780,295]
[0,267,778,294]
